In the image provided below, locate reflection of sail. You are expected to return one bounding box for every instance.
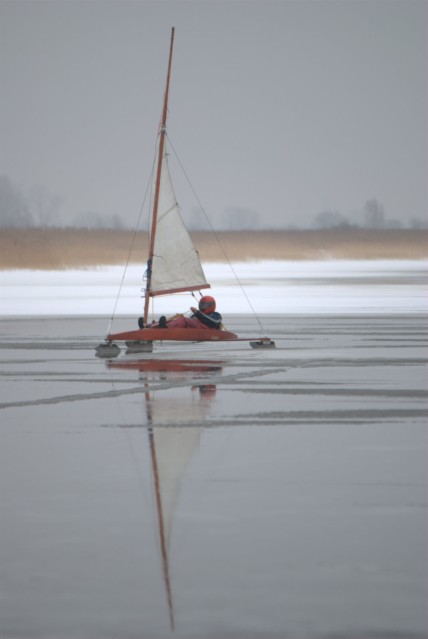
[123,358,220,632]
[150,426,200,552]
[107,356,222,631]
[146,404,201,632]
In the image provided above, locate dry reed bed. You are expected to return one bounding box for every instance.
[0,228,427,270]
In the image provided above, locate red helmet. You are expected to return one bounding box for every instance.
[199,295,216,314]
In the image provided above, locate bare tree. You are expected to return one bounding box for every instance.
[363,198,385,229]
[223,207,260,230]
[0,175,32,227]
[313,210,351,229]
[27,184,63,227]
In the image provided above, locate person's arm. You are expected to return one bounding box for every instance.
[191,308,222,329]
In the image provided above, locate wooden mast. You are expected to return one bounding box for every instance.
[143,27,175,325]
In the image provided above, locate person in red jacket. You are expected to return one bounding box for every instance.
[159,295,222,330]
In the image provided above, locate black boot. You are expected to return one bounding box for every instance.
[158,316,168,328]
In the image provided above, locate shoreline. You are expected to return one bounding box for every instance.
[1,228,427,270]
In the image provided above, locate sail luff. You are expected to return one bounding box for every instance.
[144,27,175,325]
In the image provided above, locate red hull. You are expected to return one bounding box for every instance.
[107,327,239,343]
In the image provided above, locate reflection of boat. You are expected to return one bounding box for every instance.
[112,357,220,630]
[96,28,274,357]
[107,358,223,374]
[147,417,200,631]
[145,363,218,631]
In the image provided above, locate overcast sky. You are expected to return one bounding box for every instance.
[1,0,426,229]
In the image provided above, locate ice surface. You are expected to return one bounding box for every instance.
[0,314,427,638]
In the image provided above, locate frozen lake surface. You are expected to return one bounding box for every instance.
[0,313,427,639]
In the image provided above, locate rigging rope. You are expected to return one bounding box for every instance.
[106,141,158,337]
[166,134,267,335]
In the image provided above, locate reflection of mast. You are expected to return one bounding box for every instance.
[143,378,207,633]
[108,356,221,631]
[148,421,175,631]
[146,404,202,630]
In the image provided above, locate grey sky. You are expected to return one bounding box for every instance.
[1,0,426,229]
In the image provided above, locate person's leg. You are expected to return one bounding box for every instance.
[167,315,208,329]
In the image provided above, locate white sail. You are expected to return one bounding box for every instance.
[150,143,210,296]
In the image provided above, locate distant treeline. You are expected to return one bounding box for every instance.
[1,174,427,231]
[1,228,427,270]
